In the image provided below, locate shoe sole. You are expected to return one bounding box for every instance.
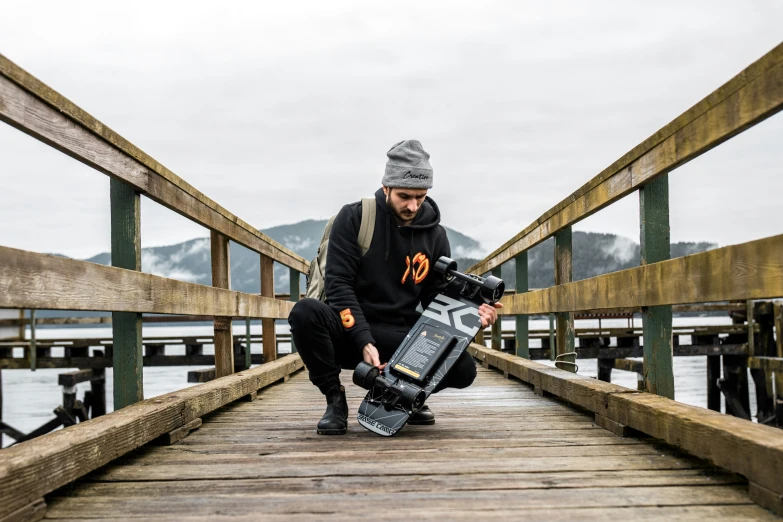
[317,428,347,435]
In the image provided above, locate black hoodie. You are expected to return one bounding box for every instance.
[324,188,451,352]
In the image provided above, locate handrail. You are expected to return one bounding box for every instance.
[0,53,308,273]
[468,42,783,275]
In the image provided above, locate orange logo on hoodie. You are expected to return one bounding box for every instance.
[401,253,430,285]
[339,308,355,329]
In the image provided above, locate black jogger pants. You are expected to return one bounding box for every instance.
[288,298,477,394]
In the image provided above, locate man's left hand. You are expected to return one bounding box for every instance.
[478,302,503,328]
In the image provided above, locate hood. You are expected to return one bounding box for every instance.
[374,187,441,230]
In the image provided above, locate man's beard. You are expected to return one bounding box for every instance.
[386,194,417,224]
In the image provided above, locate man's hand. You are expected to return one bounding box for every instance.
[478,302,504,328]
[363,343,386,370]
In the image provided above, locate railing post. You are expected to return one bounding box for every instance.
[244,317,252,369]
[260,255,276,363]
[548,313,555,361]
[211,231,233,377]
[491,266,502,350]
[515,252,529,358]
[110,179,143,409]
[554,227,574,358]
[29,310,36,371]
[289,268,300,353]
[639,174,674,399]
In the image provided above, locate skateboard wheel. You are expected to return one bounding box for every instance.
[353,361,379,390]
[400,384,426,410]
[433,256,457,279]
[480,276,505,304]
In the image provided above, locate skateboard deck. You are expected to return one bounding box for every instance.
[356,261,500,436]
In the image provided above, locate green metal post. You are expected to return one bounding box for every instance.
[491,266,502,350]
[29,309,36,371]
[110,179,143,409]
[515,252,529,358]
[245,317,252,369]
[289,268,300,353]
[554,227,575,358]
[639,174,674,399]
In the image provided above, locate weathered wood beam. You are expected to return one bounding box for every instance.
[748,356,783,373]
[515,251,529,359]
[469,42,783,275]
[639,174,674,399]
[499,234,783,315]
[0,246,294,318]
[210,232,233,378]
[260,255,276,363]
[0,354,303,519]
[468,343,783,511]
[111,178,143,408]
[554,227,574,358]
[0,60,308,273]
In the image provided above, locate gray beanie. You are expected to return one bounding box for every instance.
[382,139,433,189]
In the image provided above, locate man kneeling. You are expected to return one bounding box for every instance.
[288,139,500,435]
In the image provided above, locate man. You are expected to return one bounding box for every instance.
[288,139,501,435]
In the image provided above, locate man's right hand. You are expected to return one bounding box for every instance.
[362,343,386,370]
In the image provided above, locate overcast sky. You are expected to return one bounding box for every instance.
[1,1,781,260]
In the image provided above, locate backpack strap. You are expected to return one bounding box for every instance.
[357,197,376,257]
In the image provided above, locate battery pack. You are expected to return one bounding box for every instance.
[391,324,455,385]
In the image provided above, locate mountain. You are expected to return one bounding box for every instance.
[81,223,716,295]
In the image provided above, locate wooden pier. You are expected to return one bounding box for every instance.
[1,38,783,520]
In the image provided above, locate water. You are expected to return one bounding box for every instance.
[1,316,754,447]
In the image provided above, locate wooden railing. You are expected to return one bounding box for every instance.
[466,41,783,514]
[0,53,310,409]
[469,41,783,398]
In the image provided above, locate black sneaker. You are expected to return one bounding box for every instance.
[317,385,348,435]
[408,405,435,425]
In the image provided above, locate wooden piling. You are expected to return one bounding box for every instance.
[261,254,276,363]
[491,266,502,350]
[514,252,529,358]
[110,179,143,409]
[211,231,233,378]
[639,174,674,399]
[289,268,300,354]
[554,227,574,359]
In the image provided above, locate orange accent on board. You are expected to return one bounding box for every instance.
[339,308,355,328]
[401,253,430,285]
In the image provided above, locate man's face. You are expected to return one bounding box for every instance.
[383,186,428,225]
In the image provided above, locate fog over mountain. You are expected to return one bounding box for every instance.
[81,220,715,294]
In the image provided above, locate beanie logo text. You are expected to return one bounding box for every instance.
[403,170,429,180]
[401,253,430,285]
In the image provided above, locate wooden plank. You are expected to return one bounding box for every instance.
[514,251,529,358]
[594,413,629,437]
[554,227,574,357]
[0,499,45,522]
[707,355,722,412]
[57,369,95,387]
[211,231,233,378]
[0,245,293,318]
[110,178,144,408]
[749,481,783,516]
[151,418,202,446]
[469,343,783,500]
[639,174,674,399]
[0,63,308,273]
[748,356,783,373]
[500,234,783,314]
[612,358,643,374]
[260,255,277,364]
[188,368,216,383]
[0,354,303,518]
[468,42,783,275]
[491,266,502,350]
